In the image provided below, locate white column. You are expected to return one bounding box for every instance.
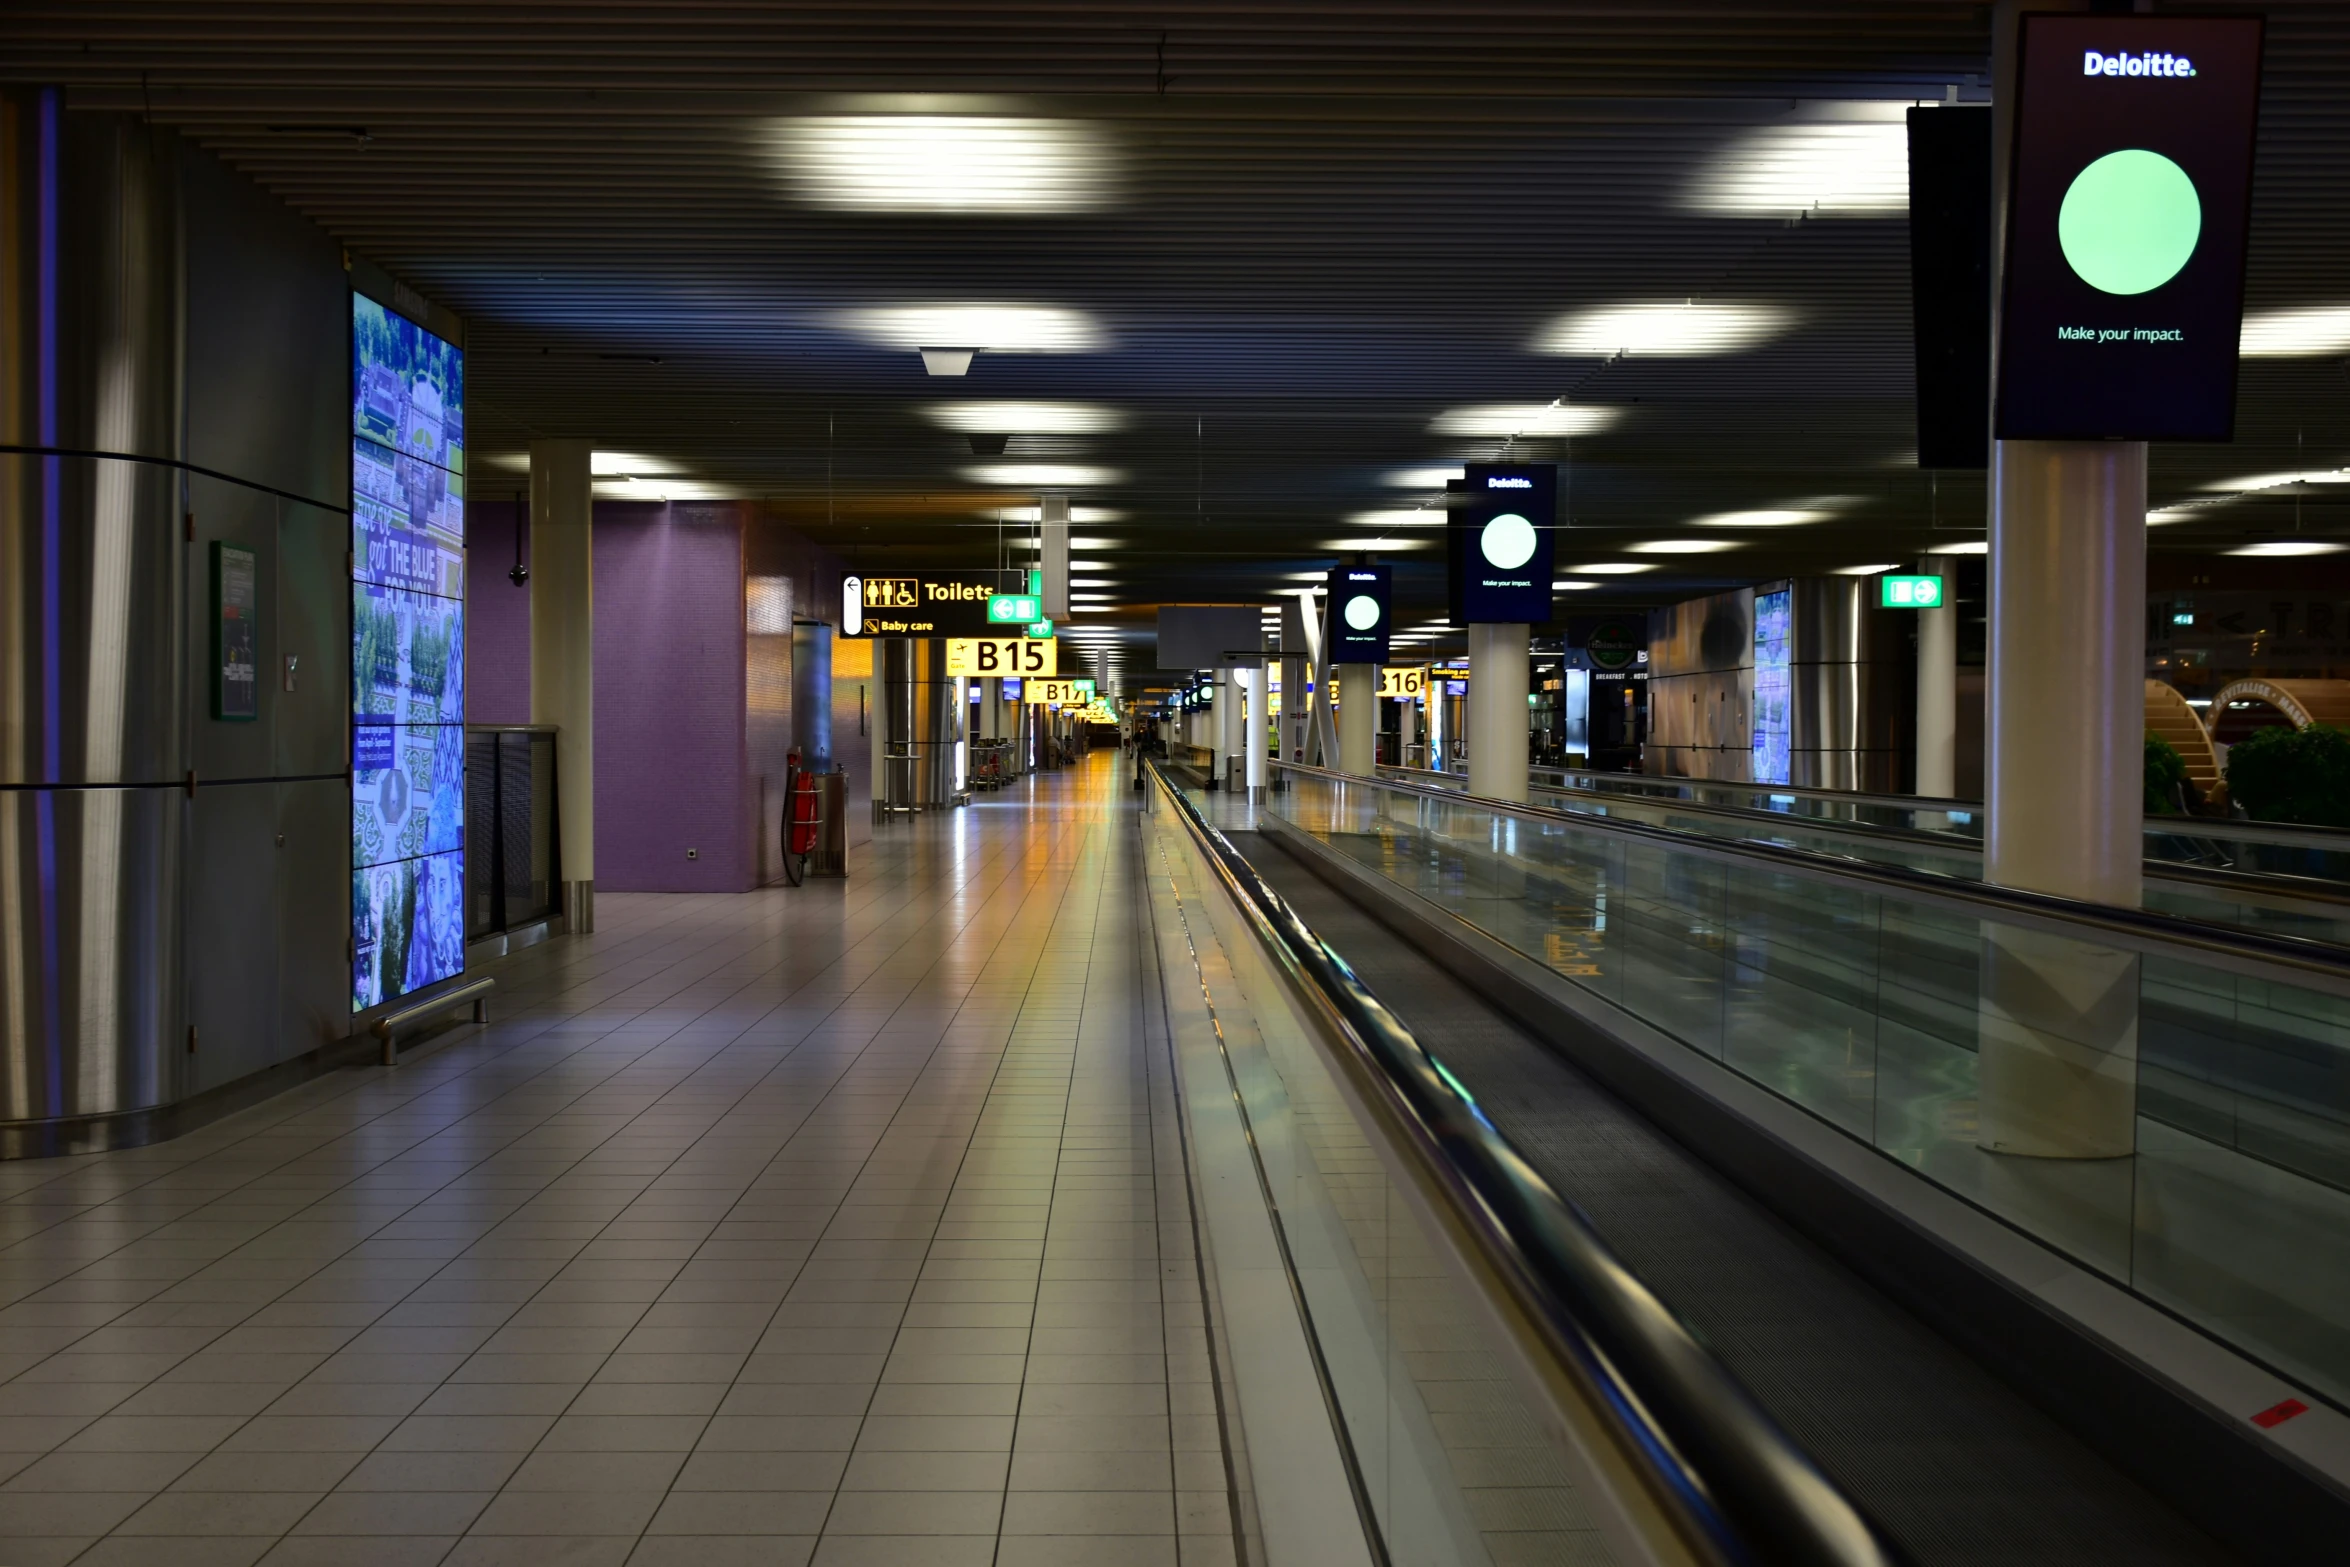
[1398,684,1421,770]
[530,437,595,933]
[1240,667,1267,792]
[1212,671,1237,791]
[1335,664,1376,776]
[1467,624,1530,803]
[1916,573,1958,797]
[1976,0,2142,1160]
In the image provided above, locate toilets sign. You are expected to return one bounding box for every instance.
[841,572,1028,636]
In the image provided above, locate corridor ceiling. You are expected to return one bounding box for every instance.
[8,1,2350,669]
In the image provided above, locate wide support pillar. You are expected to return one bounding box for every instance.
[1334,664,1376,777]
[530,437,596,933]
[1979,439,2147,1158]
[1467,623,1530,803]
[1211,670,1237,790]
[1240,667,1268,795]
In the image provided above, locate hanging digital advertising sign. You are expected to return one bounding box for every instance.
[1325,564,1392,664]
[1450,464,1556,624]
[1994,13,2264,441]
[351,292,466,1014]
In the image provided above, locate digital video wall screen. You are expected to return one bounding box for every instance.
[351,293,466,1012]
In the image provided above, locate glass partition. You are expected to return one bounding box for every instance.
[1274,767,2350,1411]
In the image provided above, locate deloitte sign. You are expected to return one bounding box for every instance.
[1996,14,2263,441]
[1449,464,1556,625]
[1326,564,1392,664]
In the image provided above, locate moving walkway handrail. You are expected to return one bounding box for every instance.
[1304,761,2350,1001]
[1145,758,1903,1567]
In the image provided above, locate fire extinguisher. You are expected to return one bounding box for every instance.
[781,747,823,886]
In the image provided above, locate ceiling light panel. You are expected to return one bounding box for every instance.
[928,401,1126,434]
[1692,508,1826,527]
[1552,580,1601,590]
[1926,540,1987,555]
[1346,508,1446,529]
[2240,308,2350,357]
[2228,541,2346,557]
[1325,537,1438,551]
[1627,539,1742,554]
[1429,404,1616,438]
[837,304,1105,354]
[1535,302,1794,357]
[964,463,1122,486]
[590,451,678,476]
[1832,563,1903,575]
[772,116,1113,213]
[1384,466,1465,488]
[1685,115,1910,216]
[1564,562,1657,574]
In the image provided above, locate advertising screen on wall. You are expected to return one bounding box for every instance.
[1750,588,1792,787]
[1450,465,1556,624]
[1995,14,2263,441]
[351,292,466,1012]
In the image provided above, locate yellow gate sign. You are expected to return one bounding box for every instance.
[1380,666,1429,699]
[1024,678,1095,704]
[947,638,1057,677]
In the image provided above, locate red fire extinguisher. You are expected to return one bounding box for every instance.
[781,748,823,886]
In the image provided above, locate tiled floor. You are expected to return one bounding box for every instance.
[0,754,1242,1566]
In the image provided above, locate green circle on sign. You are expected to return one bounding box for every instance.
[1481,513,1537,571]
[1343,594,1381,631]
[2058,149,2200,296]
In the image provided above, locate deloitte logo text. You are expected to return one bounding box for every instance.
[1486,476,1532,490]
[2083,49,2195,78]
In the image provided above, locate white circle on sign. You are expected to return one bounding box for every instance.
[1481,513,1537,570]
[1344,594,1382,631]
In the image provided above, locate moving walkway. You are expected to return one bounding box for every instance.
[1141,757,2350,1564]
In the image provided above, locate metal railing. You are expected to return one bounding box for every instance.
[1144,758,1902,1567]
[464,725,562,941]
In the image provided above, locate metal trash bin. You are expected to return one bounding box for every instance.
[810,772,848,879]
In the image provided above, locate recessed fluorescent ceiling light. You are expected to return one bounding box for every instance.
[1535,302,1794,357]
[2227,541,2346,557]
[1325,537,1437,551]
[838,304,1105,354]
[1346,508,1446,529]
[1552,580,1601,591]
[1832,563,1903,575]
[2211,469,2350,492]
[1384,465,1465,488]
[1693,508,1826,528]
[1429,403,1615,438]
[1685,114,1910,216]
[771,116,1112,213]
[1070,578,1116,588]
[1628,539,1742,555]
[590,451,678,476]
[928,401,1125,434]
[2240,308,2350,357]
[1565,562,1657,575]
[964,463,1121,486]
[1926,540,1987,555]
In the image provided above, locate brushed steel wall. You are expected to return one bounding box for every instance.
[0,95,190,1125]
[877,638,963,811]
[0,90,352,1146]
[1646,589,1754,781]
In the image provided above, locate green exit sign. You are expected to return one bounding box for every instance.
[988,594,1042,624]
[1024,619,1054,639]
[1879,574,1945,609]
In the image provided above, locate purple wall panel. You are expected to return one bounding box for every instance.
[464,499,533,724]
[593,502,751,892]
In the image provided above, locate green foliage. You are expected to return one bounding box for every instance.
[2225,723,2350,828]
[2144,733,2190,815]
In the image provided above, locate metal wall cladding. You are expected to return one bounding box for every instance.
[0,787,183,1120]
[1785,578,1914,790]
[878,639,963,810]
[1648,587,1756,779]
[1649,590,1755,680]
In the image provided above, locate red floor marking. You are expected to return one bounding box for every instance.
[2251,1399,2308,1430]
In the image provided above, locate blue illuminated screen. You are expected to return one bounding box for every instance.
[352,294,466,1012]
[1750,589,1792,787]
